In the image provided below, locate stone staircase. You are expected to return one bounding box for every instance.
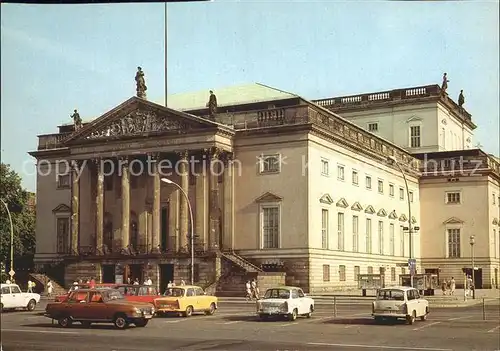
[213,252,263,296]
[30,273,66,296]
[220,251,263,273]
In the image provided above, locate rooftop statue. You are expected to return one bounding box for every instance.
[135,66,147,99]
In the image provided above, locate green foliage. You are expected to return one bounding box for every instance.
[0,163,36,264]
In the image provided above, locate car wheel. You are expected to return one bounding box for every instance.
[27,299,36,311]
[81,321,92,328]
[114,314,129,329]
[184,305,193,317]
[205,303,216,316]
[134,319,148,327]
[289,308,298,321]
[407,311,416,325]
[421,307,429,321]
[306,305,313,318]
[58,316,72,328]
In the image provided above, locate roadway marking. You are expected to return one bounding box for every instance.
[221,321,240,325]
[278,323,295,327]
[487,325,500,333]
[344,324,358,329]
[307,342,452,351]
[1,329,78,335]
[447,316,472,321]
[161,319,185,323]
[413,321,441,331]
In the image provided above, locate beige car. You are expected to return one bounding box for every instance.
[372,286,429,325]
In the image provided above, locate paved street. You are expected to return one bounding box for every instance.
[1,300,499,351]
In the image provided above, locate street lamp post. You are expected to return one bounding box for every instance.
[161,178,195,285]
[469,235,475,299]
[0,199,15,282]
[388,156,414,287]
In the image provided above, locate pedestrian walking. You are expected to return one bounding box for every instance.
[47,279,53,298]
[450,277,456,295]
[27,280,34,293]
[245,280,252,301]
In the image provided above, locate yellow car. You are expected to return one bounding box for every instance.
[154,285,218,317]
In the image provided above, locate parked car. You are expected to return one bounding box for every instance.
[154,285,217,317]
[372,286,429,325]
[116,285,160,304]
[54,284,90,302]
[0,283,41,312]
[44,288,155,329]
[256,286,314,321]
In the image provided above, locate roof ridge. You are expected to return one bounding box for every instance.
[255,82,298,97]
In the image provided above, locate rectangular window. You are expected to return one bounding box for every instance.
[441,127,446,148]
[391,267,396,282]
[337,213,345,251]
[57,174,70,189]
[368,123,378,132]
[389,223,395,256]
[494,193,496,205]
[366,218,372,253]
[447,228,461,258]
[401,267,406,275]
[494,229,497,259]
[378,221,384,255]
[260,154,281,174]
[354,266,360,282]
[56,217,70,254]
[378,180,384,194]
[323,265,330,282]
[321,159,329,176]
[367,266,373,274]
[410,125,421,148]
[400,226,405,257]
[446,192,461,204]
[366,176,372,190]
[321,209,329,249]
[337,165,345,181]
[389,184,394,197]
[339,265,346,281]
[352,170,359,185]
[399,188,405,200]
[262,206,279,248]
[409,191,414,203]
[352,216,359,252]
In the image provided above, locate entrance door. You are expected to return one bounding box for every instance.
[102,264,115,283]
[161,205,169,251]
[129,264,144,284]
[159,264,174,294]
[463,268,483,289]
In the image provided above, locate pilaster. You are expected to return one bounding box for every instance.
[209,148,222,250]
[178,150,189,252]
[195,158,209,251]
[222,153,235,250]
[151,153,161,252]
[168,189,179,251]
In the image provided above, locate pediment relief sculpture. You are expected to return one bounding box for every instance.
[351,202,363,211]
[399,214,408,222]
[319,194,334,205]
[336,198,349,208]
[364,205,375,214]
[377,208,387,217]
[388,210,398,220]
[52,203,71,213]
[255,192,283,203]
[443,216,464,225]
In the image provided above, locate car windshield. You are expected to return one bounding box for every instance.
[377,289,405,301]
[163,288,185,297]
[264,289,290,299]
[102,289,125,301]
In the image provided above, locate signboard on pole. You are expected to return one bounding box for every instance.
[9,269,15,278]
[408,259,417,275]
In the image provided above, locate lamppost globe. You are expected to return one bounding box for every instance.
[160,178,173,184]
[469,235,475,245]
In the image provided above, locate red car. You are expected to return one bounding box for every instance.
[115,285,160,304]
[54,283,116,302]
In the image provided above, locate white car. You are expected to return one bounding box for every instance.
[1,283,41,312]
[256,286,314,321]
[372,286,429,325]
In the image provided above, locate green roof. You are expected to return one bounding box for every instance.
[156,82,299,111]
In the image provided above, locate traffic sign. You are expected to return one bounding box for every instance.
[9,269,15,277]
[408,259,416,275]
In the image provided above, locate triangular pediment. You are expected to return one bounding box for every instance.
[63,97,223,144]
[336,198,349,208]
[443,217,463,225]
[364,205,375,214]
[493,218,498,225]
[255,192,283,203]
[406,115,422,123]
[377,208,387,217]
[319,194,334,205]
[351,202,363,211]
[399,214,408,222]
[388,210,398,220]
[52,203,71,213]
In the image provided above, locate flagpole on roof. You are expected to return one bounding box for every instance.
[164,1,168,107]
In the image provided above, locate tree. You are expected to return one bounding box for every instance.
[0,163,36,267]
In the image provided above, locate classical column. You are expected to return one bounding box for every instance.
[209,148,221,250]
[223,153,235,250]
[70,160,81,255]
[178,151,189,252]
[95,159,104,254]
[121,157,130,249]
[195,157,209,251]
[152,154,161,252]
[168,190,179,251]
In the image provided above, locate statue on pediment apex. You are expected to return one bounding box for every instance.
[206,90,217,120]
[71,109,82,131]
[458,89,465,109]
[135,66,147,99]
[441,72,449,95]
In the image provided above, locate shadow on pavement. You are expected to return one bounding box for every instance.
[21,322,139,330]
[323,317,407,326]
[218,314,289,323]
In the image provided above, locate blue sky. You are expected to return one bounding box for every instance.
[1,1,499,191]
